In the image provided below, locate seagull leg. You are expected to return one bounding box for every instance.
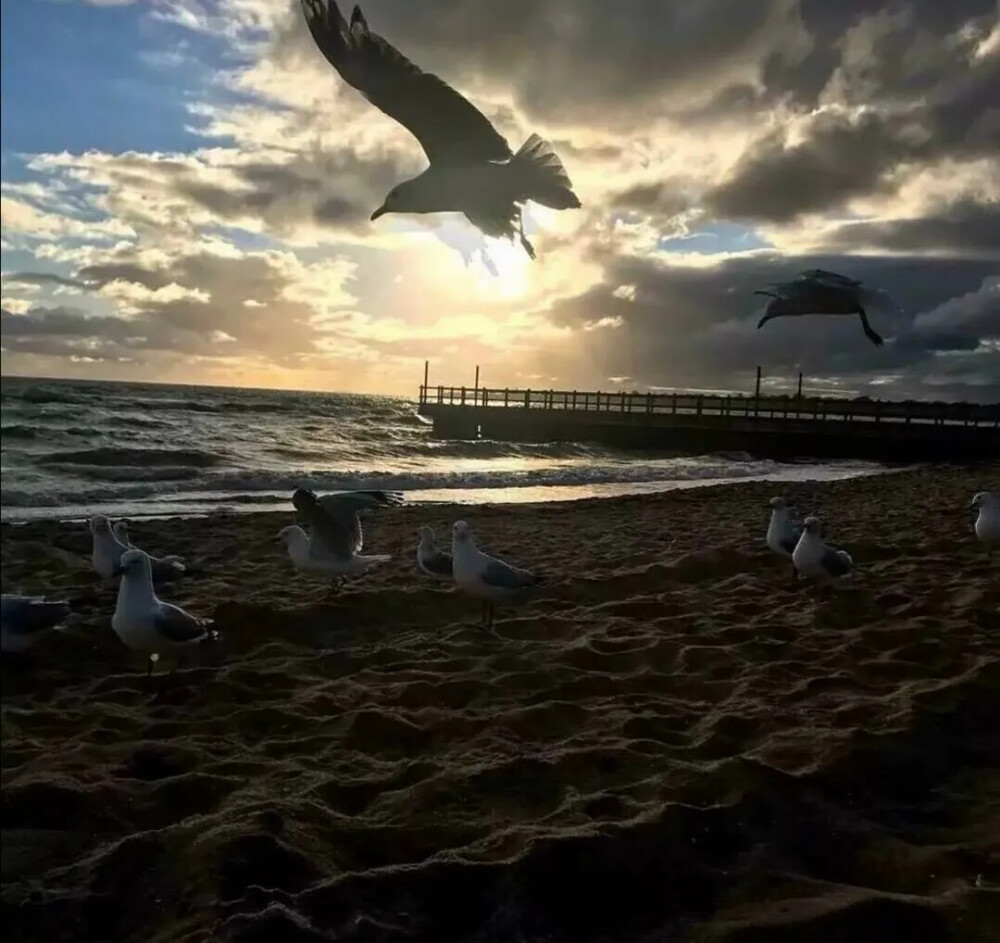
[857,307,884,347]
[514,208,537,260]
[486,602,495,632]
[147,655,155,678]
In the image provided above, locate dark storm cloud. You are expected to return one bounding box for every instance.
[822,200,1000,256]
[537,252,1000,400]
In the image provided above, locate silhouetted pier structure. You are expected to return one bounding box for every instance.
[416,371,999,462]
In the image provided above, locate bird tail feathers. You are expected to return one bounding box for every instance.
[511,134,581,210]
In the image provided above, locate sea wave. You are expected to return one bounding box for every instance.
[0,457,786,508]
[37,447,226,468]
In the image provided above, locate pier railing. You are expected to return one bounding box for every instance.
[418,385,1000,428]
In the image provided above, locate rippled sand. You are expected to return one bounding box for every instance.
[2,465,998,942]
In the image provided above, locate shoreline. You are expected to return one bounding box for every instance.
[0,459,917,526]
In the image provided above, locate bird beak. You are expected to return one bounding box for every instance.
[370,205,387,221]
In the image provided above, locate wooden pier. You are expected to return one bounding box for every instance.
[416,382,1000,462]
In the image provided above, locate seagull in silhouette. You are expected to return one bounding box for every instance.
[2,594,71,654]
[451,520,544,630]
[753,269,897,347]
[792,516,853,585]
[299,0,581,258]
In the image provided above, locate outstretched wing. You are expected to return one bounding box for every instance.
[797,269,862,288]
[300,1,512,165]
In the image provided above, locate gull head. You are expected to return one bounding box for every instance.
[116,548,150,577]
[113,520,129,542]
[452,520,472,544]
[769,497,787,510]
[89,515,111,535]
[971,491,996,509]
[371,176,439,220]
[418,524,436,544]
[802,516,821,535]
[276,525,300,546]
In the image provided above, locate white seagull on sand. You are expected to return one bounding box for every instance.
[299,0,581,259]
[282,487,402,592]
[792,516,854,584]
[765,496,802,581]
[451,520,544,630]
[971,491,1000,556]
[112,520,134,547]
[754,269,899,347]
[1,594,71,654]
[416,525,454,581]
[111,549,215,676]
[90,516,185,582]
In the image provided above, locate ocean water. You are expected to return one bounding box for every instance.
[0,376,890,522]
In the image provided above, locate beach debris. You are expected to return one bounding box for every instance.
[451,520,544,630]
[416,525,453,580]
[299,0,581,259]
[1,594,71,653]
[111,549,215,676]
[90,516,185,582]
[284,488,402,593]
[971,491,1000,556]
[765,496,802,583]
[753,269,899,347]
[791,516,853,584]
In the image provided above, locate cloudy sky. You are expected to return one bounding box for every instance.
[1,0,998,399]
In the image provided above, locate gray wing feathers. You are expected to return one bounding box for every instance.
[821,546,852,577]
[421,550,453,577]
[300,1,511,164]
[153,603,207,643]
[483,559,541,591]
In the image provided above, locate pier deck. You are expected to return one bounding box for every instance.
[416,385,999,461]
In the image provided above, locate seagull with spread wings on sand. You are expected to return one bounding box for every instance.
[299,0,581,259]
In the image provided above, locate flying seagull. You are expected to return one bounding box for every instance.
[287,487,403,591]
[90,516,185,582]
[299,0,581,259]
[753,269,897,347]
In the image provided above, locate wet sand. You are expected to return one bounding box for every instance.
[2,465,999,943]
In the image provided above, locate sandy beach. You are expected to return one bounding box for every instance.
[2,464,998,942]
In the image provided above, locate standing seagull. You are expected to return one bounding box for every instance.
[416,525,453,581]
[791,516,853,585]
[299,1,581,259]
[90,516,185,582]
[971,492,1000,557]
[112,520,134,547]
[285,488,402,592]
[765,496,801,582]
[753,269,897,347]
[451,520,544,630]
[1,594,71,654]
[111,549,214,676]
